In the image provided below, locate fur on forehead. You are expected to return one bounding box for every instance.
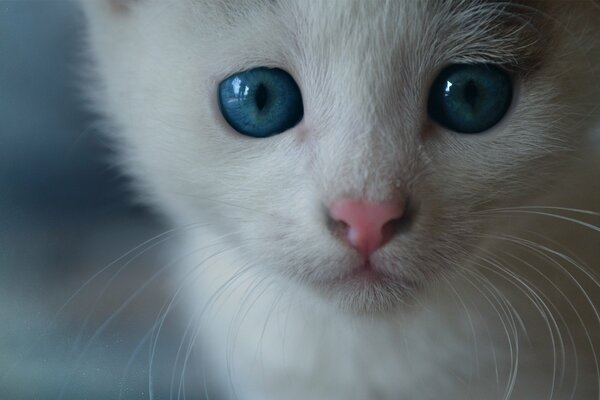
[89,1,590,83]
[188,0,552,68]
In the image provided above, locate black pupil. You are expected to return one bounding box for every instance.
[255,83,268,111]
[463,80,479,109]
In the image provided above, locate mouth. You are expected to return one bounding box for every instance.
[317,264,419,312]
[323,258,417,293]
[338,261,386,282]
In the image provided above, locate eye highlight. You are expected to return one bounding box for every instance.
[427,64,513,134]
[218,67,304,138]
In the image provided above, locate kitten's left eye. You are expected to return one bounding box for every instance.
[427,64,513,134]
[218,67,304,138]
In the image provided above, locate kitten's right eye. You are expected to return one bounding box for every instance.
[218,67,304,138]
[427,64,513,134]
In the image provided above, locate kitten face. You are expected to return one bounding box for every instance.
[83,0,599,311]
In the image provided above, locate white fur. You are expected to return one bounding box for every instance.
[80,1,600,398]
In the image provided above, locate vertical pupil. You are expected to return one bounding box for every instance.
[463,80,479,109]
[255,83,268,111]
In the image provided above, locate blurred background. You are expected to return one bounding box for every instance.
[0,2,204,399]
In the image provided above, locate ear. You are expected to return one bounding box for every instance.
[107,0,138,14]
[79,0,139,19]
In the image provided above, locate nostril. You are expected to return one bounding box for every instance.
[380,216,403,245]
[328,198,407,256]
[329,218,350,239]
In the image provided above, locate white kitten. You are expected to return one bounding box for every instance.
[81,1,600,399]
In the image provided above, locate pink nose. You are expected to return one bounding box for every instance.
[329,199,405,256]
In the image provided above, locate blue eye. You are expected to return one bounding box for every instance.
[218,67,304,138]
[427,64,512,134]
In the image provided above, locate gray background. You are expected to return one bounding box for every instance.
[0,2,208,399]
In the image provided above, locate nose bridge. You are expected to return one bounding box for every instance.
[310,47,416,201]
[318,123,411,202]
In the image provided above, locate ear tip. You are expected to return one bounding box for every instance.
[80,0,137,16]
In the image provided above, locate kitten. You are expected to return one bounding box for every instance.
[80,1,600,399]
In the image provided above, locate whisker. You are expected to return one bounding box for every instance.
[457,239,573,399]
[147,235,257,398]
[119,329,154,400]
[482,233,600,305]
[476,209,600,232]
[169,263,259,400]
[495,248,583,400]
[475,232,600,398]
[440,272,482,380]
[482,206,599,217]
[453,262,523,400]
[225,274,273,400]
[181,263,262,400]
[168,310,198,400]
[58,222,209,317]
[255,285,287,382]
[454,269,510,391]
[477,250,565,400]
[57,233,258,400]
[69,223,211,354]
